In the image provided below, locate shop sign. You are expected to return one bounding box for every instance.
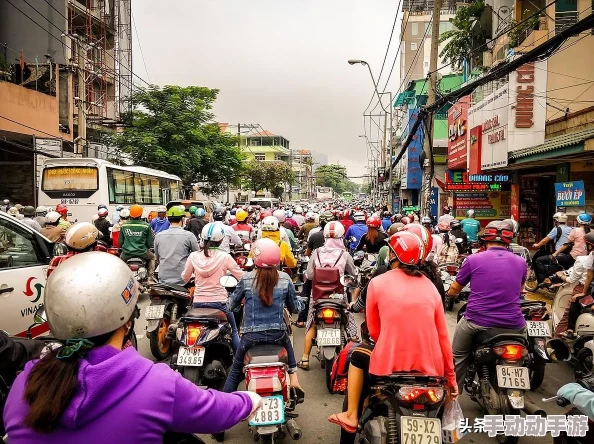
[453,191,511,219]
[392,194,400,213]
[447,96,470,170]
[555,181,585,207]
[403,205,420,213]
[401,109,423,190]
[511,184,520,221]
[443,171,509,192]
[468,125,483,175]
[429,187,439,218]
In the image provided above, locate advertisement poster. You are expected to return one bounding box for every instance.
[429,187,439,218]
[392,194,400,214]
[511,184,520,221]
[453,191,511,219]
[468,125,482,175]
[447,96,470,170]
[555,181,586,207]
[406,109,423,190]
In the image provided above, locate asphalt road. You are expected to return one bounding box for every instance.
[134,294,574,444]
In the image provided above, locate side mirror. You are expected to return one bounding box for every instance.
[219,275,238,288]
[244,243,251,251]
[340,275,357,288]
[455,238,464,244]
[34,304,47,324]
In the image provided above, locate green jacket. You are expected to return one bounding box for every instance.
[119,219,153,257]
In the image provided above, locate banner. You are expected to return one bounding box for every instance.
[447,96,470,170]
[429,187,439,217]
[555,181,585,207]
[404,109,423,190]
[453,191,511,220]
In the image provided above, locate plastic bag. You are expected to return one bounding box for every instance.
[442,399,464,431]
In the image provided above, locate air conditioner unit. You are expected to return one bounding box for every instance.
[483,51,493,68]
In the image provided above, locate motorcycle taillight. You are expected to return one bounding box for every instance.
[493,344,527,361]
[397,387,445,405]
[529,307,546,321]
[446,265,458,274]
[185,324,202,347]
[107,248,119,255]
[318,308,339,324]
[128,264,140,271]
[245,367,286,398]
[236,256,247,267]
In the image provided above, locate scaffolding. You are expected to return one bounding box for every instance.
[115,0,132,121]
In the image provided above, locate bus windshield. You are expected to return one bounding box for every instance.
[250,199,275,208]
[41,166,99,198]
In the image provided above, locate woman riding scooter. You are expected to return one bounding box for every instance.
[3,252,262,443]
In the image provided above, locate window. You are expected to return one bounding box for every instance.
[411,42,418,51]
[108,168,135,204]
[0,219,45,268]
[555,0,578,34]
[274,153,282,161]
[424,61,429,67]
[439,21,453,34]
[411,22,419,35]
[250,139,261,146]
[254,153,266,161]
[107,168,168,205]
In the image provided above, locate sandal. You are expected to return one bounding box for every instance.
[292,387,306,404]
[293,321,305,328]
[328,414,357,434]
[297,359,309,370]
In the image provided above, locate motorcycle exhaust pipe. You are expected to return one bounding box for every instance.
[522,400,547,417]
[286,419,302,440]
[546,338,571,362]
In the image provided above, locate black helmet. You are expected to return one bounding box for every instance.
[213,209,226,221]
[450,220,461,230]
[585,231,594,250]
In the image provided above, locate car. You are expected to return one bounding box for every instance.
[0,212,53,337]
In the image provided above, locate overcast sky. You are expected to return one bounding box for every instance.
[132,0,402,183]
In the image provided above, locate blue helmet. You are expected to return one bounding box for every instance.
[230,208,237,215]
[115,205,124,211]
[577,212,592,225]
[195,208,206,217]
[285,209,293,218]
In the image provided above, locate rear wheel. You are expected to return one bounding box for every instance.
[180,366,201,386]
[524,268,539,292]
[260,434,274,444]
[530,354,546,390]
[325,357,335,394]
[149,317,172,360]
[576,347,594,377]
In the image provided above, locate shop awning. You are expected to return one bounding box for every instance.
[509,126,594,162]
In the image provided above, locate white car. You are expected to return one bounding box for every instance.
[0,211,53,337]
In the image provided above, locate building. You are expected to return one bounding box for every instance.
[0,0,132,205]
[292,149,315,200]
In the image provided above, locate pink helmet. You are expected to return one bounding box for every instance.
[251,238,281,268]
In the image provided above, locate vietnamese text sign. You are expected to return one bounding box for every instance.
[401,109,423,190]
[429,187,439,217]
[447,96,470,170]
[469,125,482,175]
[555,181,585,207]
[453,191,511,220]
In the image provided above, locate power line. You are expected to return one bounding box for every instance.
[131,11,151,84]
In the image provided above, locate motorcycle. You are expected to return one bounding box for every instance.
[126,257,149,294]
[441,260,470,312]
[356,373,448,444]
[145,282,193,361]
[232,242,253,271]
[169,276,236,390]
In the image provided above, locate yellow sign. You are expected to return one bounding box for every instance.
[43,167,98,191]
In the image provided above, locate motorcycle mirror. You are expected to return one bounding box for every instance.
[33,304,47,324]
[219,275,238,288]
[340,275,357,288]
[545,338,571,362]
[244,243,251,251]
[245,258,254,267]
[455,238,464,243]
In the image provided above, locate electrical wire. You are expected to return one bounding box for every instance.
[131,11,151,84]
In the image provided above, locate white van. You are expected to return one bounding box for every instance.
[0,212,53,337]
[249,198,280,209]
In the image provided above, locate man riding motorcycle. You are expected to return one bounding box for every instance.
[345,211,367,251]
[533,212,573,285]
[213,209,242,253]
[460,209,481,243]
[93,208,112,246]
[185,207,207,240]
[293,206,306,227]
[297,212,317,242]
[21,206,42,232]
[119,204,156,284]
[450,219,470,254]
[40,211,67,244]
[34,206,48,229]
[150,205,170,234]
[231,209,255,240]
[55,204,71,229]
[339,209,354,232]
[447,220,527,389]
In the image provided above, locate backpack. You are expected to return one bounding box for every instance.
[330,340,360,394]
[311,250,344,301]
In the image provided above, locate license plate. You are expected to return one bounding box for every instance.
[317,328,341,347]
[401,417,442,444]
[496,365,530,389]
[249,395,285,426]
[176,346,206,367]
[526,321,551,337]
[145,304,165,320]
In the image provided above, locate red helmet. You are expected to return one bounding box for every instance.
[400,216,411,225]
[55,204,68,217]
[387,232,426,266]
[342,209,350,219]
[438,221,451,232]
[366,216,381,229]
[481,220,514,244]
[260,210,273,221]
[401,224,433,260]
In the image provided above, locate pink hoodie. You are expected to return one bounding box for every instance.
[182,249,244,303]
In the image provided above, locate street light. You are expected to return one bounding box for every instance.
[347,59,389,114]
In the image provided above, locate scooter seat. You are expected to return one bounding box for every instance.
[183,308,228,322]
[313,298,344,308]
[474,328,527,347]
[244,344,288,365]
[152,282,189,294]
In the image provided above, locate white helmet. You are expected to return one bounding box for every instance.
[273,209,286,223]
[65,222,99,250]
[157,205,167,213]
[305,211,315,221]
[467,209,475,217]
[324,221,345,238]
[45,211,61,224]
[553,212,568,223]
[35,206,48,215]
[261,216,280,231]
[45,252,140,340]
[201,222,226,242]
[295,206,303,214]
[119,209,130,219]
[7,207,19,216]
[354,211,366,222]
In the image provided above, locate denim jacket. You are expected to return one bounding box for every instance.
[228,270,302,333]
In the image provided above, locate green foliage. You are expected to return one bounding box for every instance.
[439,1,485,72]
[244,161,294,198]
[0,54,11,74]
[315,164,359,195]
[112,85,244,195]
[507,15,539,48]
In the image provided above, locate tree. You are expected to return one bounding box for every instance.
[438,1,486,72]
[244,161,295,198]
[113,85,244,195]
[314,164,359,195]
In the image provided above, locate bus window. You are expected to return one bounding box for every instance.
[41,166,98,199]
[107,168,135,204]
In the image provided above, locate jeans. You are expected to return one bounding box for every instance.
[192,302,240,352]
[535,254,575,283]
[223,330,297,393]
[297,279,312,323]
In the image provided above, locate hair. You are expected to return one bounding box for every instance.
[203,239,222,257]
[367,227,379,244]
[387,250,423,277]
[168,216,183,224]
[419,260,439,282]
[254,267,279,306]
[23,330,115,433]
[584,225,591,234]
[282,221,293,231]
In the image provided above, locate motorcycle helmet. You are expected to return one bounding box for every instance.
[260,210,273,221]
[392,213,403,222]
[56,204,68,217]
[167,206,185,218]
[305,211,316,222]
[23,206,36,217]
[467,209,475,217]
[388,223,404,235]
[44,252,140,340]
[366,216,381,229]
[386,232,426,266]
[120,209,130,219]
[285,209,294,219]
[577,212,592,225]
[481,220,514,244]
[421,216,432,225]
[342,209,350,219]
[437,221,450,232]
[324,221,345,239]
[45,211,62,224]
[188,205,198,215]
[503,219,520,236]
[400,216,411,225]
[401,224,433,260]
[261,216,280,232]
[98,208,109,217]
[7,207,19,217]
[116,205,125,212]
[353,211,366,222]
[201,222,225,242]
[443,206,451,214]
[35,206,48,216]
[156,205,167,214]
[585,232,594,251]
[213,209,226,221]
[195,208,206,217]
[230,208,237,216]
[450,220,462,230]
[252,238,281,268]
[553,212,568,223]
[319,211,335,224]
[273,209,286,223]
[2,199,9,205]
[236,209,249,222]
[129,205,143,219]
[65,222,100,251]
[295,206,303,214]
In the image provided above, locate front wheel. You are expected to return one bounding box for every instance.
[576,347,594,377]
[325,357,335,394]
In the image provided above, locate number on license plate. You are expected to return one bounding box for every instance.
[176,347,205,367]
[249,395,285,426]
[526,321,551,337]
[145,304,166,320]
[317,329,341,347]
[496,365,530,389]
[400,417,442,444]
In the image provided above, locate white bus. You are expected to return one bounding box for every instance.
[38,158,183,222]
[316,186,333,201]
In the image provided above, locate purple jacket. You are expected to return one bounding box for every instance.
[4,345,252,443]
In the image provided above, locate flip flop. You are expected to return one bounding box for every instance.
[328,414,357,434]
[291,387,306,404]
[293,321,306,328]
[297,359,309,370]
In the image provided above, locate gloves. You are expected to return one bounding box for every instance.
[238,391,263,420]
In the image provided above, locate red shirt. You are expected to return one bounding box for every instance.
[366,268,456,386]
[47,244,108,277]
[339,218,354,231]
[231,222,253,233]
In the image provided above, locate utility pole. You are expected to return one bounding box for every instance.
[76,40,87,155]
[387,92,393,212]
[421,0,442,215]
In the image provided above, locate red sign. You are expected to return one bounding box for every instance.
[511,183,520,221]
[447,96,470,170]
[468,125,483,176]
